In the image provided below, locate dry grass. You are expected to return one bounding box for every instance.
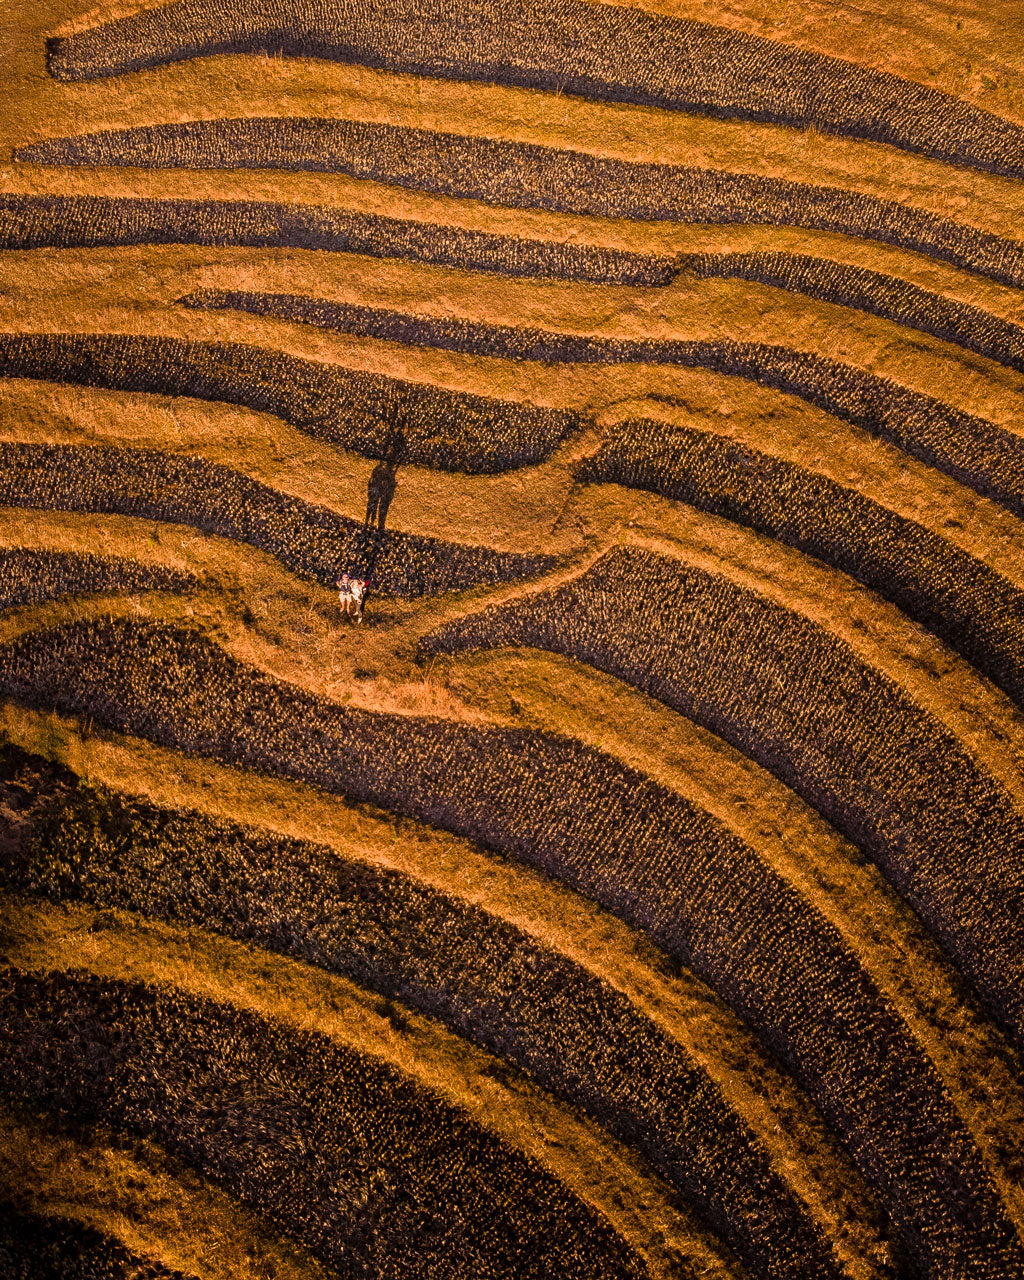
[4,0,1024,1276]
[0,1109,337,1280]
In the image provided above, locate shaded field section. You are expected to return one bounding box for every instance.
[0,966,645,1280]
[0,1106,345,1280]
[577,419,1024,708]
[0,194,678,287]
[677,251,1024,376]
[43,0,1024,179]
[0,546,195,611]
[182,291,1024,517]
[1,617,1020,1279]
[20,118,1024,290]
[426,547,1024,1049]
[0,744,857,1280]
[0,1205,192,1280]
[0,333,584,474]
[0,443,555,598]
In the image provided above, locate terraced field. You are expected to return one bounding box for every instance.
[2,0,1024,1277]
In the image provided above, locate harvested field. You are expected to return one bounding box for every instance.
[1,616,1021,1278]
[677,251,1024,375]
[0,443,555,597]
[0,1206,192,1280]
[576,419,1024,707]
[0,546,194,612]
[0,1106,348,1280]
[0,194,679,287]
[181,290,1024,514]
[41,0,1024,180]
[425,547,1024,1045]
[0,744,860,1278]
[0,333,584,474]
[0,965,647,1280]
[5,0,1024,1274]
[20,118,1024,290]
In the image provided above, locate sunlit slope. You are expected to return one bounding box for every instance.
[1,1,1023,1278]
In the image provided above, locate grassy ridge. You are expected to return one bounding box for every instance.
[180,291,1024,516]
[677,252,1024,374]
[0,333,583,475]
[0,745,857,1280]
[0,194,678,287]
[0,1206,193,1280]
[0,964,646,1280]
[0,443,555,597]
[577,419,1024,708]
[426,547,1024,1048]
[0,616,1017,1278]
[19,118,1024,289]
[42,0,1024,179]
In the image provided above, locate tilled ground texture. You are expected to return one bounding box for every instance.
[3,1,1024,1278]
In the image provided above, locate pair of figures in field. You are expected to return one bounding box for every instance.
[336,431,403,623]
[337,572,369,622]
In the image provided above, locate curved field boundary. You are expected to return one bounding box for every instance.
[0,967,645,1280]
[43,0,1024,180]
[0,333,583,474]
[0,748,861,1280]
[425,547,1024,1049]
[678,251,1024,375]
[182,291,1024,517]
[0,1205,193,1280]
[576,420,1024,708]
[0,194,678,287]
[19,118,1024,290]
[0,443,555,598]
[0,1108,344,1280]
[1,618,1020,1278]
[0,547,195,612]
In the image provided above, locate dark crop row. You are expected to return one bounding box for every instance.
[425,547,1024,1054]
[41,0,1024,179]
[1,617,1019,1279]
[0,333,583,474]
[0,1206,190,1280]
[0,743,845,1280]
[182,290,1024,516]
[0,547,195,612]
[0,967,640,1280]
[576,419,1024,708]
[0,193,677,287]
[0,443,554,598]
[19,117,1024,290]
[679,251,1024,375]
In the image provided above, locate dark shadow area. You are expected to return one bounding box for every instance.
[365,443,402,532]
[348,428,409,616]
